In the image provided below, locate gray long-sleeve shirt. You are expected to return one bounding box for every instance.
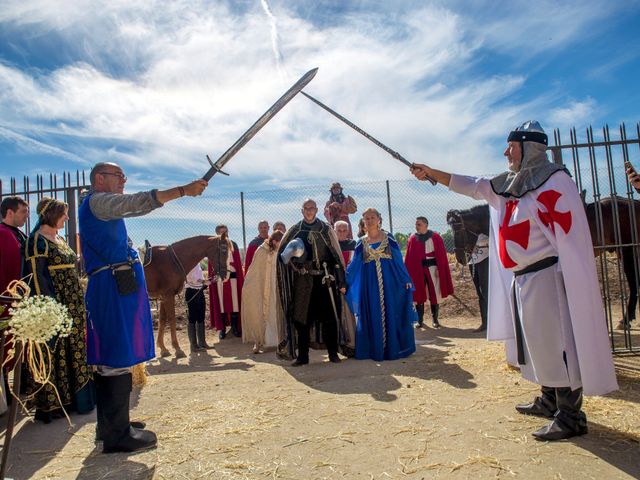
[86,189,163,221]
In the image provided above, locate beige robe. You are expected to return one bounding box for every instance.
[241,242,281,347]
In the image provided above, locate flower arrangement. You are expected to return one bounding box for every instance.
[6,295,72,343]
[1,278,74,424]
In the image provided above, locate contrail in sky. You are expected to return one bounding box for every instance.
[260,0,287,79]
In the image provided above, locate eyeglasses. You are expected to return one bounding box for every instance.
[99,172,127,181]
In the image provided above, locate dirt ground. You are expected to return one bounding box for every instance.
[2,265,640,480]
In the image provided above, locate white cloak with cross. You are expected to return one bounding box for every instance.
[449,170,618,396]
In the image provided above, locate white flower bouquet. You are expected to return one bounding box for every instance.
[7,295,72,343]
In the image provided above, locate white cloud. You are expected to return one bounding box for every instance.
[549,99,597,129]
[0,0,628,190]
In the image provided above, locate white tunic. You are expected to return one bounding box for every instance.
[449,171,618,396]
[423,237,442,304]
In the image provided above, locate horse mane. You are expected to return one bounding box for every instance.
[170,235,219,248]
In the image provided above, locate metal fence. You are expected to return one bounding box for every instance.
[2,122,640,354]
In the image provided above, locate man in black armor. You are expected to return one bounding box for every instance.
[277,199,348,366]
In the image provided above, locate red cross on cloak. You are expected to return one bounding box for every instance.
[537,190,572,235]
[499,200,530,268]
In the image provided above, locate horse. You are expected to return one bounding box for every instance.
[447,197,640,325]
[144,235,229,358]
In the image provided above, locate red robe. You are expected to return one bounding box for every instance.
[209,242,244,331]
[0,223,25,372]
[404,231,454,304]
[244,236,267,272]
[0,223,23,293]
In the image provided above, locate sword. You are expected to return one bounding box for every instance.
[321,261,341,325]
[203,68,319,181]
[300,91,437,185]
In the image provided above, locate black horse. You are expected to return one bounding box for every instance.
[446,204,490,266]
[447,199,640,326]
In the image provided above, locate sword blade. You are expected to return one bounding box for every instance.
[301,91,437,185]
[203,68,319,181]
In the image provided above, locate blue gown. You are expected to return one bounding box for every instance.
[346,233,417,361]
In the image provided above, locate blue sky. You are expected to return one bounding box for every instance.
[1,0,639,244]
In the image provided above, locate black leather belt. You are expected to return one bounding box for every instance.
[514,256,558,277]
[422,258,437,267]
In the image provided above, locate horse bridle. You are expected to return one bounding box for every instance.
[448,210,480,265]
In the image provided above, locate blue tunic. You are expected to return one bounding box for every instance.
[79,193,155,368]
[346,233,416,361]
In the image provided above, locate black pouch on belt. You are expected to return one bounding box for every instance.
[113,264,138,295]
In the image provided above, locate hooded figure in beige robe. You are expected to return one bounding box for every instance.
[241,234,283,352]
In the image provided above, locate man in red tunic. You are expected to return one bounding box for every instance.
[0,196,29,409]
[244,220,269,271]
[209,224,244,339]
[324,182,357,238]
[334,220,355,266]
[404,216,454,328]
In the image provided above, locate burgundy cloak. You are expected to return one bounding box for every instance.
[404,231,454,304]
[209,243,244,331]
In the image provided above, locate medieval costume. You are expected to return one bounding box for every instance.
[79,188,157,453]
[0,220,27,413]
[23,230,95,422]
[447,121,617,440]
[244,235,267,271]
[339,239,356,267]
[346,233,416,361]
[185,265,211,352]
[277,219,356,364]
[241,240,281,351]
[469,233,489,332]
[324,183,357,238]
[404,230,454,327]
[209,239,244,338]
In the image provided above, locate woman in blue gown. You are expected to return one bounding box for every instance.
[346,208,416,361]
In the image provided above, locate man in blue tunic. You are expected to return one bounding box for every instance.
[79,162,207,453]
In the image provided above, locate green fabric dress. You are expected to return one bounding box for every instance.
[23,231,95,420]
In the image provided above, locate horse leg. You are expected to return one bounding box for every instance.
[157,298,171,357]
[622,248,637,326]
[166,295,186,358]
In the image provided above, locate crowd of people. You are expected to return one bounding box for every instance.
[0,120,627,453]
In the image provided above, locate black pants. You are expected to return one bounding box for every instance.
[185,287,205,324]
[295,320,338,362]
[469,258,489,326]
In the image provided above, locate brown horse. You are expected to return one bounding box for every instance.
[448,196,640,325]
[144,235,229,358]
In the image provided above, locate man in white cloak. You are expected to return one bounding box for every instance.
[410,120,618,441]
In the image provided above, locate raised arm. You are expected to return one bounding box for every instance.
[410,164,451,187]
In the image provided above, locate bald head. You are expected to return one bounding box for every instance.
[301,198,318,223]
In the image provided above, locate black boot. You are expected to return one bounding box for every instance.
[95,373,146,443]
[532,387,588,441]
[187,323,202,353]
[415,303,425,328]
[230,313,241,337]
[516,386,556,418]
[431,304,440,328]
[196,322,213,349]
[95,373,157,453]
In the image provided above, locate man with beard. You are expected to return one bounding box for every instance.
[404,216,454,328]
[324,182,357,238]
[0,196,29,412]
[277,199,355,365]
[410,120,617,441]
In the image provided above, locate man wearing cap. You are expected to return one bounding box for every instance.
[410,121,618,441]
[324,182,357,238]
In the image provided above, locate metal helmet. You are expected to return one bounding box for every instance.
[507,120,548,145]
[280,238,307,265]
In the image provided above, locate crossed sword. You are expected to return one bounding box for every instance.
[202,67,437,185]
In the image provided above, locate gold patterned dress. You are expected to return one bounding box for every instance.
[23,231,95,422]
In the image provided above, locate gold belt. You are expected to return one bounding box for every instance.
[48,264,75,271]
